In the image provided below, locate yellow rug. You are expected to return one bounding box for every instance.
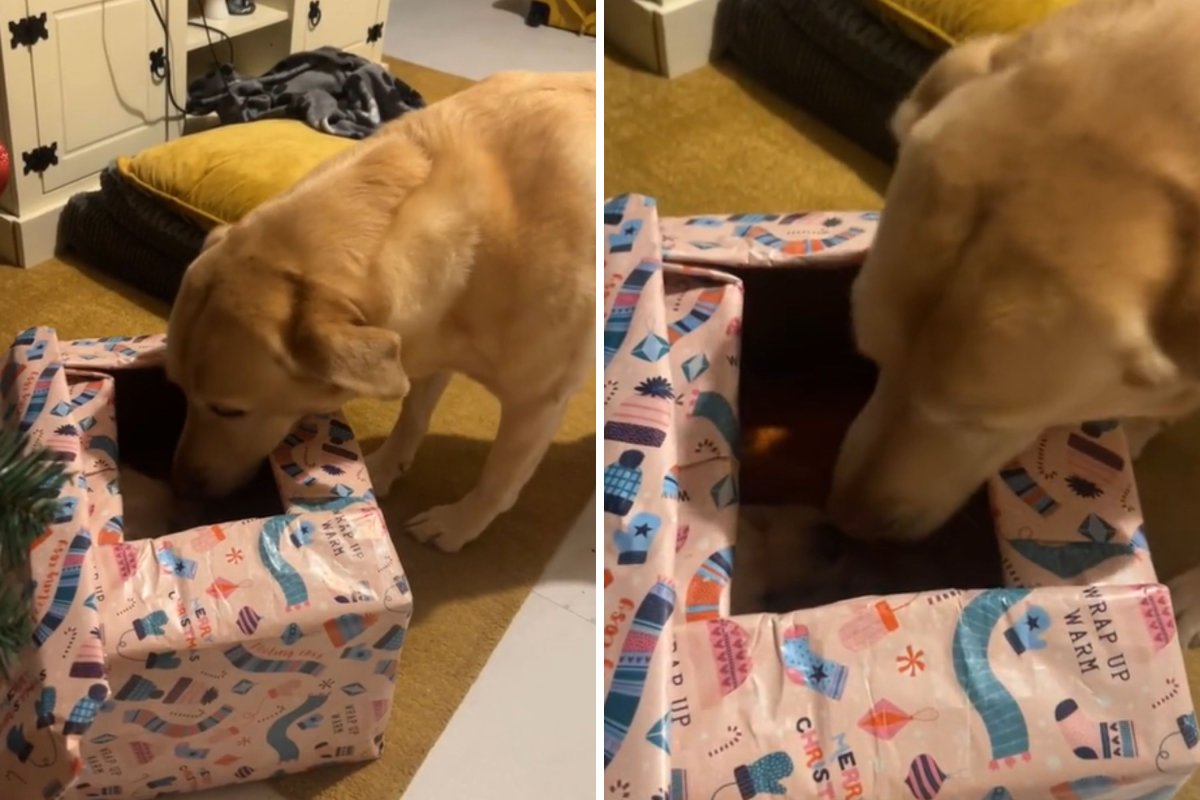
[606,51,1200,793]
[0,59,595,800]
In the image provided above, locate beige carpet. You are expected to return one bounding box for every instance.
[605,51,1200,793]
[0,58,595,800]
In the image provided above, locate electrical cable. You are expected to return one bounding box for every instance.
[147,0,188,117]
[146,0,242,121]
[188,20,235,65]
[196,1,244,119]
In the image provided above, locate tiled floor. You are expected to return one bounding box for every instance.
[404,496,597,799]
[187,497,598,800]
[384,0,596,79]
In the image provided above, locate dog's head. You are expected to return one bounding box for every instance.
[165,222,410,498]
[829,8,1200,540]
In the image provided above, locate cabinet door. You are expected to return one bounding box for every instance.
[1,0,39,215]
[298,0,384,56]
[27,0,168,192]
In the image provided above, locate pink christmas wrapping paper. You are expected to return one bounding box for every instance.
[0,329,412,799]
[602,194,1200,799]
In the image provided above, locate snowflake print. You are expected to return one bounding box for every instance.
[226,547,244,565]
[1066,474,1103,499]
[319,679,335,691]
[237,736,251,747]
[897,644,926,677]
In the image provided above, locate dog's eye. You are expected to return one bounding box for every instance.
[208,404,247,419]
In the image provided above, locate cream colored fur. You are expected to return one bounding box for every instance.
[166,71,596,552]
[822,0,1200,641]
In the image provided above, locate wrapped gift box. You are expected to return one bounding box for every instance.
[0,329,412,799]
[602,195,1200,798]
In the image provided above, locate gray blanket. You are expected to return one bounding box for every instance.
[186,47,425,139]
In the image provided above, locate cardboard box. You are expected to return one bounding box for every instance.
[602,195,1200,798]
[0,329,411,799]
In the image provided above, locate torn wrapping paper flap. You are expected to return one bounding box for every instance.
[0,329,411,799]
[602,195,1200,798]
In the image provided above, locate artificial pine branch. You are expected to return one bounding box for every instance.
[0,430,68,677]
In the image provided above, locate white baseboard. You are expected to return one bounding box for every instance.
[0,175,101,268]
[606,0,723,78]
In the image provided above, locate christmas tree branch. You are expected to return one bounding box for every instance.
[0,430,69,677]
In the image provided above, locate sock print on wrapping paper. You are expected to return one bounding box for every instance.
[1055,699,1138,760]
[780,626,848,700]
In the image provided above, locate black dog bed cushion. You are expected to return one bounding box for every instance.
[719,0,938,163]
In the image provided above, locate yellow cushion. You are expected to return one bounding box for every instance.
[541,0,596,36]
[116,120,354,228]
[868,0,1082,48]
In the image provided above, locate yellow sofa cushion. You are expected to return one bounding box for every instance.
[116,120,353,228]
[868,0,1081,48]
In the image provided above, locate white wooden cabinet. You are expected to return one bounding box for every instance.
[292,0,387,57]
[0,0,389,267]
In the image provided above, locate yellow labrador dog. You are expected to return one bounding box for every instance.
[166,71,595,552]
[824,0,1200,639]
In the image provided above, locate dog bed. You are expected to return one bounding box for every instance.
[866,0,1081,48]
[0,329,411,800]
[59,166,208,304]
[718,0,937,163]
[59,119,355,305]
[602,194,1200,797]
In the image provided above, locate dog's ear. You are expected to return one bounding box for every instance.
[892,34,1012,144]
[289,293,410,399]
[202,224,231,252]
[294,322,410,399]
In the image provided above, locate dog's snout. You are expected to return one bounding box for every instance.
[827,500,889,541]
[827,486,916,542]
[171,467,212,500]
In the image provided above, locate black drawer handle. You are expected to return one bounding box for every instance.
[308,0,322,28]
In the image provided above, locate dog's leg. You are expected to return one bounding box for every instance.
[365,372,452,496]
[1169,564,1200,649]
[407,395,568,552]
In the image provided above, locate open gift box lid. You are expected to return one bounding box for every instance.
[602,194,1200,799]
[0,328,412,800]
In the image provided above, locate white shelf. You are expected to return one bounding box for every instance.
[186,5,290,52]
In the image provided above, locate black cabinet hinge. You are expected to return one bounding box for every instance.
[149,47,167,80]
[22,144,57,176]
[366,22,383,44]
[9,13,49,49]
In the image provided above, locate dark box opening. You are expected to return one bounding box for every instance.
[725,265,1004,611]
[108,366,285,533]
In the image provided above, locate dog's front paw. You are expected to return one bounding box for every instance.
[364,450,409,498]
[1168,565,1200,649]
[406,503,486,553]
